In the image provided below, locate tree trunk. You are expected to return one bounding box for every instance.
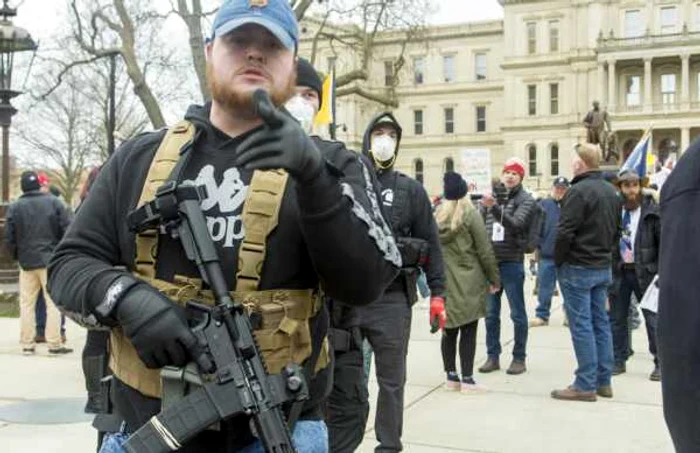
[177,0,210,102]
[113,0,166,129]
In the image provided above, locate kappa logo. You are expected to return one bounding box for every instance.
[184,165,249,249]
[381,188,394,208]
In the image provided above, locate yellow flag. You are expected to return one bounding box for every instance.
[314,71,335,126]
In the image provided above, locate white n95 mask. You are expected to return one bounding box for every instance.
[371,135,396,162]
[285,95,315,134]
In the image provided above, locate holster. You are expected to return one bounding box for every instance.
[330,327,363,354]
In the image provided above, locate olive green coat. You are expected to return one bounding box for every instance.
[438,205,501,329]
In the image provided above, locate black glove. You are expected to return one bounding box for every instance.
[234,89,324,184]
[116,285,202,369]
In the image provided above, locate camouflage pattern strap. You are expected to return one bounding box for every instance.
[236,169,289,293]
[134,121,196,279]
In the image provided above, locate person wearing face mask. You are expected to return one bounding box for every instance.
[326,113,445,453]
[478,157,536,376]
[285,57,322,135]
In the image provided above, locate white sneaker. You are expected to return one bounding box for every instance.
[445,379,461,391]
[461,381,488,394]
[529,317,549,327]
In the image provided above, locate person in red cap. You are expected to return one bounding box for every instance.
[477,157,536,376]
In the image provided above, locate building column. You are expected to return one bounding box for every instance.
[681,127,691,154]
[644,57,653,112]
[607,59,617,111]
[682,53,690,108]
[598,62,606,105]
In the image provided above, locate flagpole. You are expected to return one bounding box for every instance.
[329,70,337,140]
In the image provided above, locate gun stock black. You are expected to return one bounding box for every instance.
[123,182,308,453]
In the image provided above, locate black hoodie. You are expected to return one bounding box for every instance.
[47,103,400,451]
[361,112,444,298]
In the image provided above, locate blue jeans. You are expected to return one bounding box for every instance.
[535,258,557,321]
[557,264,614,392]
[100,420,328,453]
[486,262,528,361]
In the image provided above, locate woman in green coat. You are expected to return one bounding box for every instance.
[435,172,501,393]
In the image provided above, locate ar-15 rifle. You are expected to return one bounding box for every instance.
[123,178,307,452]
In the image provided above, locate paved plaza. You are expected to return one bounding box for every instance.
[0,280,674,453]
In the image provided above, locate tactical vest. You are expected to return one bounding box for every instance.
[109,121,330,398]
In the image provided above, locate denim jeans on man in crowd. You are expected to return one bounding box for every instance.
[557,264,614,393]
[535,258,558,321]
[486,261,528,361]
[99,420,329,453]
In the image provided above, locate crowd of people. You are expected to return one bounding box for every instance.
[2,0,695,452]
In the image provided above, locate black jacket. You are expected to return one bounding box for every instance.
[47,103,400,451]
[481,184,536,263]
[4,191,71,270]
[361,112,445,299]
[611,195,660,294]
[658,139,700,453]
[555,171,620,267]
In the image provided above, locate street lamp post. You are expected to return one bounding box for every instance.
[0,0,36,203]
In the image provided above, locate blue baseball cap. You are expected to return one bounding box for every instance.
[211,0,299,51]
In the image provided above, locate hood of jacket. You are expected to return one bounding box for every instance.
[361,112,403,170]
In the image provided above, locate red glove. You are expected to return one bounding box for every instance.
[429,296,447,333]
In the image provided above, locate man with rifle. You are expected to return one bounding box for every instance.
[47,1,401,452]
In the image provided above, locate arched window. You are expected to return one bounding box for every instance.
[414,158,424,184]
[658,138,677,165]
[550,144,559,176]
[528,144,538,176]
[622,138,638,163]
[444,157,454,173]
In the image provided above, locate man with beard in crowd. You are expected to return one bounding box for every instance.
[609,169,660,381]
[47,1,401,452]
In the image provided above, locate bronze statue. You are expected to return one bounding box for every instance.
[583,101,611,145]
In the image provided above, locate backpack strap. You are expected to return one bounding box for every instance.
[236,169,289,292]
[134,121,196,278]
[388,172,412,237]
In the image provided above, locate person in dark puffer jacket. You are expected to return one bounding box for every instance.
[4,171,72,355]
[478,157,536,376]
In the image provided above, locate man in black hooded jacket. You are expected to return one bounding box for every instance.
[327,113,445,453]
[658,138,700,453]
[46,2,401,451]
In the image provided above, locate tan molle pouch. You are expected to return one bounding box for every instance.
[240,290,317,375]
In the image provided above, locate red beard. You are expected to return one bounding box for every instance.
[206,61,296,119]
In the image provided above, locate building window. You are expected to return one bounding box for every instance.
[443,55,456,82]
[444,157,454,173]
[662,74,677,105]
[528,145,538,176]
[414,159,424,184]
[660,6,678,35]
[527,22,537,54]
[549,21,560,52]
[413,56,426,85]
[444,107,455,134]
[550,144,559,176]
[384,60,394,87]
[550,83,559,115]
[327,56,337,73]
[414,109,424,135]
[624,10,643,38]
[475,53,487,80]
[476,106,486,132]
[528,85,537,116]
[626,75,641,106]
[695,4,700,31]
